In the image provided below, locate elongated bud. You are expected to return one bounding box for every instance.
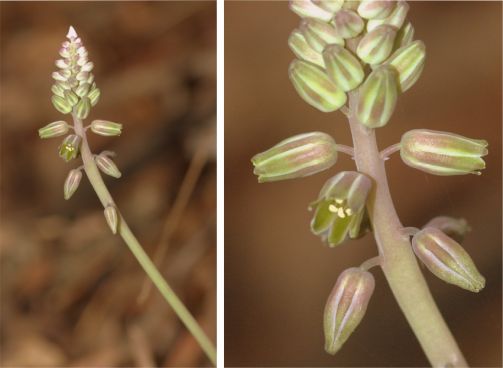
[395,21,414,49]
[289,60,347,112]
[95,154,122,178]
[313,0,343,13]
[300,19,344,53]
[358,0,396,20]
[400,129,488,176]
[64,169,83,200]
[88,87,101,106]
[59,134,81,162]
[38,120,70,139]
[104,205,119,234]
[332,9,364,39]
[423,216,471,244]
[323,45,364,92]
[324,267,375,355]
[356,65,398,128]
[367,1,409,32]
[91,120,123,137]
[76,97,91,119]
[386,40,425,92]
[357,25,397,65]
[412,227,485,292]
[252,132,338,183]
[52,95,72,114]
[289,0,333,22]
[289,30,325,68]
[310,171,372,246]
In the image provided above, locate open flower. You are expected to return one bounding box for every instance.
[58,134,81,162]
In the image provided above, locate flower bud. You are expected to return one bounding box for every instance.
[52,95,72,114]
[252,132,338,183]
[38,120,70,139]
[332,9,364,39]
[289,0,333,22]
[76,97,91,119]
[394,21,414,49]
[313,0,343,13]
[357,0,396,19]
[75,83,91,97]
[95,154,122,178]
[356,24,397,65]
[367,1,409,32]
[88,87,101,106]
[400,129,488,176]
[289,30,325,68]
[324,267,375,355]
[310,171,372,246]
[51,83,65,98]
[91,120,123,137]
[300,18,344,53]
[323,45,364,92]
[289,60,347,112]
[64,90,79,107]
[342,0,359,11]
[423,216,471,244]
[412,227,485,292]
[59,134,81,162]
[386,40,425,92]
[64,169,83,200]
[356,65,398,128]
[104,205,119,234]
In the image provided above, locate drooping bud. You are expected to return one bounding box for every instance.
[252,132,338,183]
[400,129,488,176]
[394,21,414,49]
[95,153,122,178]
[332,9,364,39]
[367,1,409,32]
[324,267,375,355]
[38,120,70,139]
[289,60,347,112]
[289,0,333,22]
[104,205,119,234]
[300,18,344,53]
[52,95,72,114]
[386,40,425,92]
[58,134,81,162]
[313,0,343,13]
[356,24,397,65]
[323,45,364,92]
[64,169,83,200]
[423,216,471,244]
[356,65,398,128]
[412,227,485,292]
[289,30,325,68]
[91,120,123,137]
[310,171,372,246]
[76,97,91,119]
[357,0,396,19]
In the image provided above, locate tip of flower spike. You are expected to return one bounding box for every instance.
[67,26,78,40]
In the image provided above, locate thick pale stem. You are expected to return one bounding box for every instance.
[71,113,216,366]
[347,93,467,367]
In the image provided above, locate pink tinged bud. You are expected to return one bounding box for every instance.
[423,216,471,244]
[313,0,343,13]
[90,120,123,137]
[67,26,78,40]
[356,25,397,65]
[324,268,375,355]
[58,134,81,162]
[357,0,396,19]
[104,205,119,234]
[289,60,347,112]
[385,40,425,92]
[300,19,344,54]
[38,120,70,139]
[412,227,485,292]
[251,132,338,183]
[367,1,409,32]
[52,71,68,82]
[289,0,333,22]
[64,169,83,200]
[81,61,94,72]
[323,45,364,92]
[400,129,488,176]
[55,59,69,69]
[289,30,325,68]
[356,65,398,128]
[95,154,122,178]
[332,9,364,39]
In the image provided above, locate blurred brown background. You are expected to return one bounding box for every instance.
[225,1,501,367]
[1,2,215,367]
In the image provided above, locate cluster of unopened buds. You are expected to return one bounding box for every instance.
[252,0,488,356]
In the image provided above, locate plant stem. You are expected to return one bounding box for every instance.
[72,113,216,366]
[346,93,467,367]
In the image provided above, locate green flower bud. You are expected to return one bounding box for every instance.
[95,153,122,178]
[310,171,372,247]
[400,129,488,176]
[323,44,364,92]
[300,18,344,53]
[313,0,343,13]
[38,120,70,139]
[332,9,364,39]
[394,21,414,49]
[52,95,72,114]
[90,120,123,137]
[289,60,347,112]
[356,24,397,65]
[58,134,81,162]
[76,97,91,119]
[252,132,338,183]
[412,227,485,292]
[51,83,65,98]
[289,0,333,22]
[64,90,79,107]
[75,82,91,97]
[386,40,425,92]
[423,216,471,244]
[358,0,396,19]
[88,87,101,106]
[342,0,359,11]
[64,169,83,200]
[104,205,119,234]
[324,267,375,355]
[289,29,325,68]
[367,1,409,32]
[356,65,398,128]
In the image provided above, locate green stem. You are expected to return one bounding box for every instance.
[347,93,467,367]
[72,113,216,366]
